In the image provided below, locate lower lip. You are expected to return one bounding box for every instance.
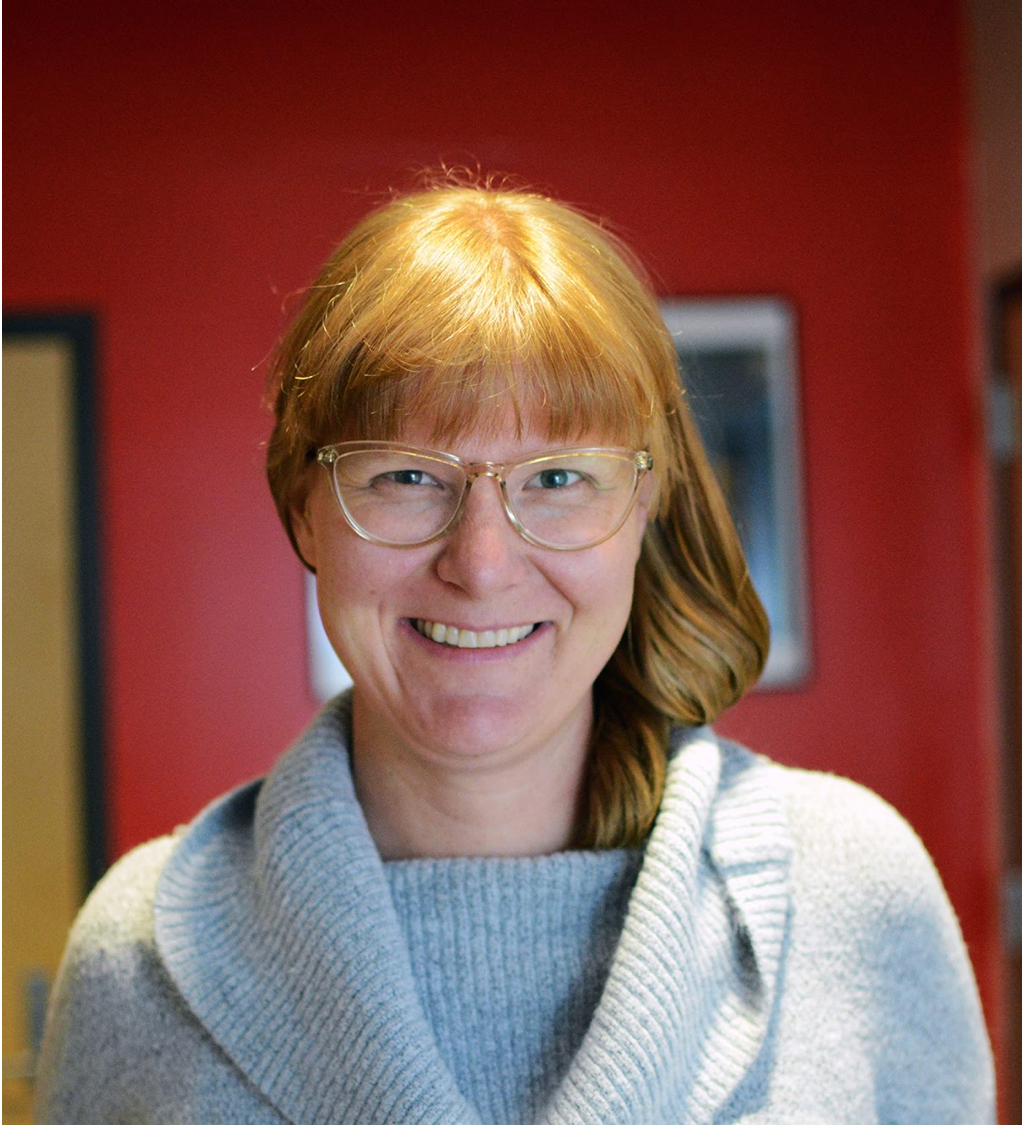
[400,619,550,662]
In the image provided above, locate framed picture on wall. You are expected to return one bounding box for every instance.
[660,298,810,687]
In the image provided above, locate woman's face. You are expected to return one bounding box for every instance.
[292,413,651,770]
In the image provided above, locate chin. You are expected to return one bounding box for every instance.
[408,692,564,764]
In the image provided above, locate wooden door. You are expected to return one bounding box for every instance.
[2,316,105,1122]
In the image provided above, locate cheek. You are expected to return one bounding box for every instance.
[552,545,640,623]
[312,554,391,685]
[314,534,426,629]
[317,547,384,615]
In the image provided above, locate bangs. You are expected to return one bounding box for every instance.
[322,322,658,452]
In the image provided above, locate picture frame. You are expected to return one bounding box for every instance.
[660,297,810,687]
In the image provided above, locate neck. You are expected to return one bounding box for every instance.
[350,691,593,859]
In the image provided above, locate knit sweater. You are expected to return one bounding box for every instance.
[36,693,995,1123]
[387,849,643,1121]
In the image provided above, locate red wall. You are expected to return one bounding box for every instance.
[6,0,1001,1053]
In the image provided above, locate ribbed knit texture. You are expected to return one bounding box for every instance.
[37,689,996,1123]
[148,692,793,1123]
[385,850,642,1123]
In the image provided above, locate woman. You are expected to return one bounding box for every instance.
[38,182,994,1123]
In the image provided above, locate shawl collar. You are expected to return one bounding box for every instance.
[544,727,792,1123]
[155,695,791,1124]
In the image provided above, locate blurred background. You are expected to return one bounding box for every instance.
[3,0,1020,1120]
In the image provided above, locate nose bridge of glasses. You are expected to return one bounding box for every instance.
[461,464,510,502]
[457,465,521,533]
[463,461,505,483]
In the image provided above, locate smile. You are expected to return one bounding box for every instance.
[413,619,539,649]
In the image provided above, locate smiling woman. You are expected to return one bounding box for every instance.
[37,179,994,1123]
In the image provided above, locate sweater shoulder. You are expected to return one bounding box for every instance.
[36,835,191,1121]
[713,738,972,948]
[68,833,179,951]
[720,743,940,897]
[716,746,994,1119]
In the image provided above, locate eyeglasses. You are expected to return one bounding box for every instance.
[315,441,654,551]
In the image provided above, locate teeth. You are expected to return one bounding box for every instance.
[414,620,537,649]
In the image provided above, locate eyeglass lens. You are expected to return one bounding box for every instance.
[329,449,639,548]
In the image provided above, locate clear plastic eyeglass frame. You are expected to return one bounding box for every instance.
[315,441,654,551]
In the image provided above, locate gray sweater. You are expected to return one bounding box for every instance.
[37,693,994,1123]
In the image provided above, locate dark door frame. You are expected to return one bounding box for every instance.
[3,311,108,889]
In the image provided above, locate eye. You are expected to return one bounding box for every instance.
[377,468,443,487]
[526,467,584,490]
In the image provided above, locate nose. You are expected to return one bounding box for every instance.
[434,473,529,596]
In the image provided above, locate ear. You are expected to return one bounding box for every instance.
[289,484,319,571]
[635,470,657,526]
